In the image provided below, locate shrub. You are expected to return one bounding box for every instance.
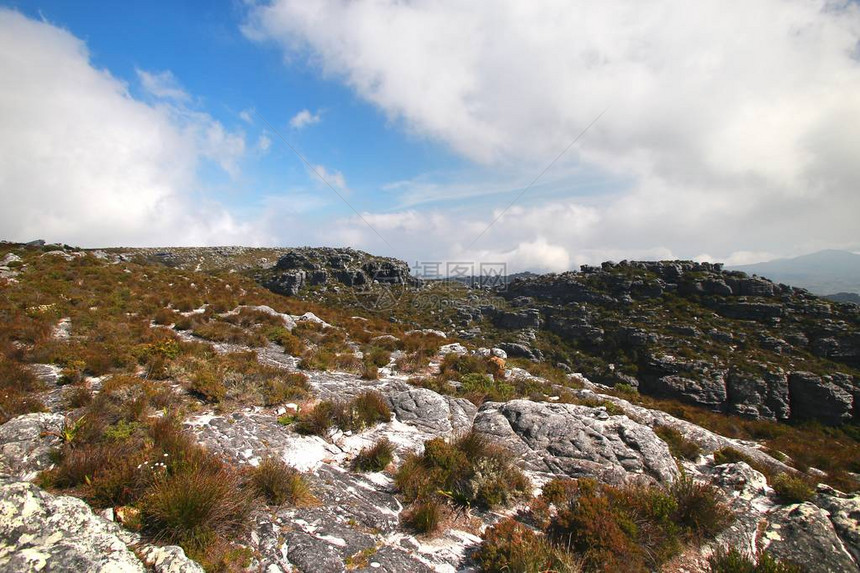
[712,447,775,482]
[655,425,702,461]
[261,372,310,406]
[295,392,391,436]
[63,385,92,409]
[402,500,443,534]
[266,326,304,355]
[439,353,491,379]
[547,477,733,571]
[364,346,392,368]
[140,467,255,557]
[669,476,734,540]
[153,307,180,326]
[394,431,530,511]
[294,401,336,436]
[361,359,379,380]
[189,367,227,403]
[349,391,391,429]
[708,547,804,573]
[248,457,313,506]
[352,438,395,472]
[192,321,267,347]
[476,518,582,573]
[771,473,815,504]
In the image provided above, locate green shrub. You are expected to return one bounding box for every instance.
[771,473,815,504]
[670,476,734,540]
[140,467,255,557]
[476,518,582,573]
[248,457,312,506]
[547,477,733,571]
[261,372,309,406]
[394,431,530,511]
[402,500,443,534]
[352,438,395,472]
[189,367,227,403]
[192,321,267,347]
[294,401,335,435]
[266,326,304,355]
[708,547,804,573]
[655,426,702,461]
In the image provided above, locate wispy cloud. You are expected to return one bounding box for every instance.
[136,69,190,102]
[289,108,321,129]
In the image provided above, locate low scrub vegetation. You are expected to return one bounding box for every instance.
[475,518,582,573]
[395,431,530,520]
[654,425,702,461]
[294,391,391,436]
[352,437,395,472]
[247,457,314,506]
[771,473,815,504]
[708,547,803,573]
[480,476,733,572]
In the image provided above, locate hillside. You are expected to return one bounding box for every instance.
[0,242,858,572]
[731,249,860,295]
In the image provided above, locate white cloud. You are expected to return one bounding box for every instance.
[0,10,256,247]
[289,108,321,129]
[310,164,347,191]
[136,69,190,102]
[257,133,272,152]
[246,0,860,267]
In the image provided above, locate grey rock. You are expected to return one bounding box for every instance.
[472,399,680,485]
[139,545,205,573]
[726,369,790,420]
[285,532,346,573]
[0,481,145,572]
[814,485,860,564]
[789,371,854,425]
[493,309,542,330]
[0,413,65,480]
[264,269,306,296]
[762,502,858,572]
[496,342,542,361]
[638,355,727,410]
[387,388,477,435]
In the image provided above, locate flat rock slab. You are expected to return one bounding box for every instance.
[473,399,680,485]
[0,413,64,480]
[762,502,859,572]
[0,480,144,572]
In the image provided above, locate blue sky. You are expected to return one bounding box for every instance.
[6,0,466,212]
[1,1,859,270]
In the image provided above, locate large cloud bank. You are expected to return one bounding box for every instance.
[245,0,860,270]
[0,10,254,247]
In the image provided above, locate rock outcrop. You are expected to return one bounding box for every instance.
[472,399,680,485]
[0,480,202,573]
[258,248,416,296]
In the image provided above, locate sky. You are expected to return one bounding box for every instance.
[1,1,859,272]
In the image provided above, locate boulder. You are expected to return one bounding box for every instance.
[813,486,860,564]
[726,370,791,420]
[0,413,65,480]
[472,399,680,485]
[0,481,144,572]
[762,502,858,572]
[387,388,476,435]
[788,371,854,425]
[493,309,542,330]
[496,342,542,361]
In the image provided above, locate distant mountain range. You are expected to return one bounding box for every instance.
[730,249,860,297]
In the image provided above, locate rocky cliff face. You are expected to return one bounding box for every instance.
[489,260,860,425]
[257,247,417,296]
